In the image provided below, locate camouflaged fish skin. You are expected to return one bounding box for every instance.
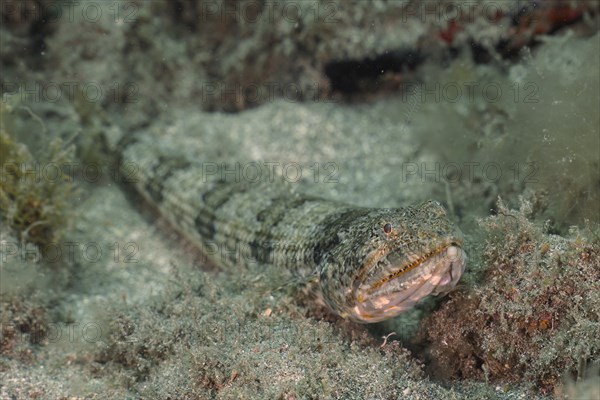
[119,135,466,323]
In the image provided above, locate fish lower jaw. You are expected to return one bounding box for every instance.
[347,246,466,323]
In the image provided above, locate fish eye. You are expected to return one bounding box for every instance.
[383,223,392,234]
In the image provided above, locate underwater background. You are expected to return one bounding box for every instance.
[1,1,599,399]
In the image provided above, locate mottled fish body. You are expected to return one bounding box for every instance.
[119,135,466,323]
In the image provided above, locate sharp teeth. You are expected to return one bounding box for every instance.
[407,253,421,263]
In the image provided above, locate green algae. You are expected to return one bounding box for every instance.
[0,98,79,254]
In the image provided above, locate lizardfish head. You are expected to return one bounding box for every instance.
[320,200,466,323]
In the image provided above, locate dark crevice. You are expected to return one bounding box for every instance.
[324,50,423,94]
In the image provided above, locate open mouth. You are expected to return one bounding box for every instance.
[365,242,462,295]
[350,242,466,323]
